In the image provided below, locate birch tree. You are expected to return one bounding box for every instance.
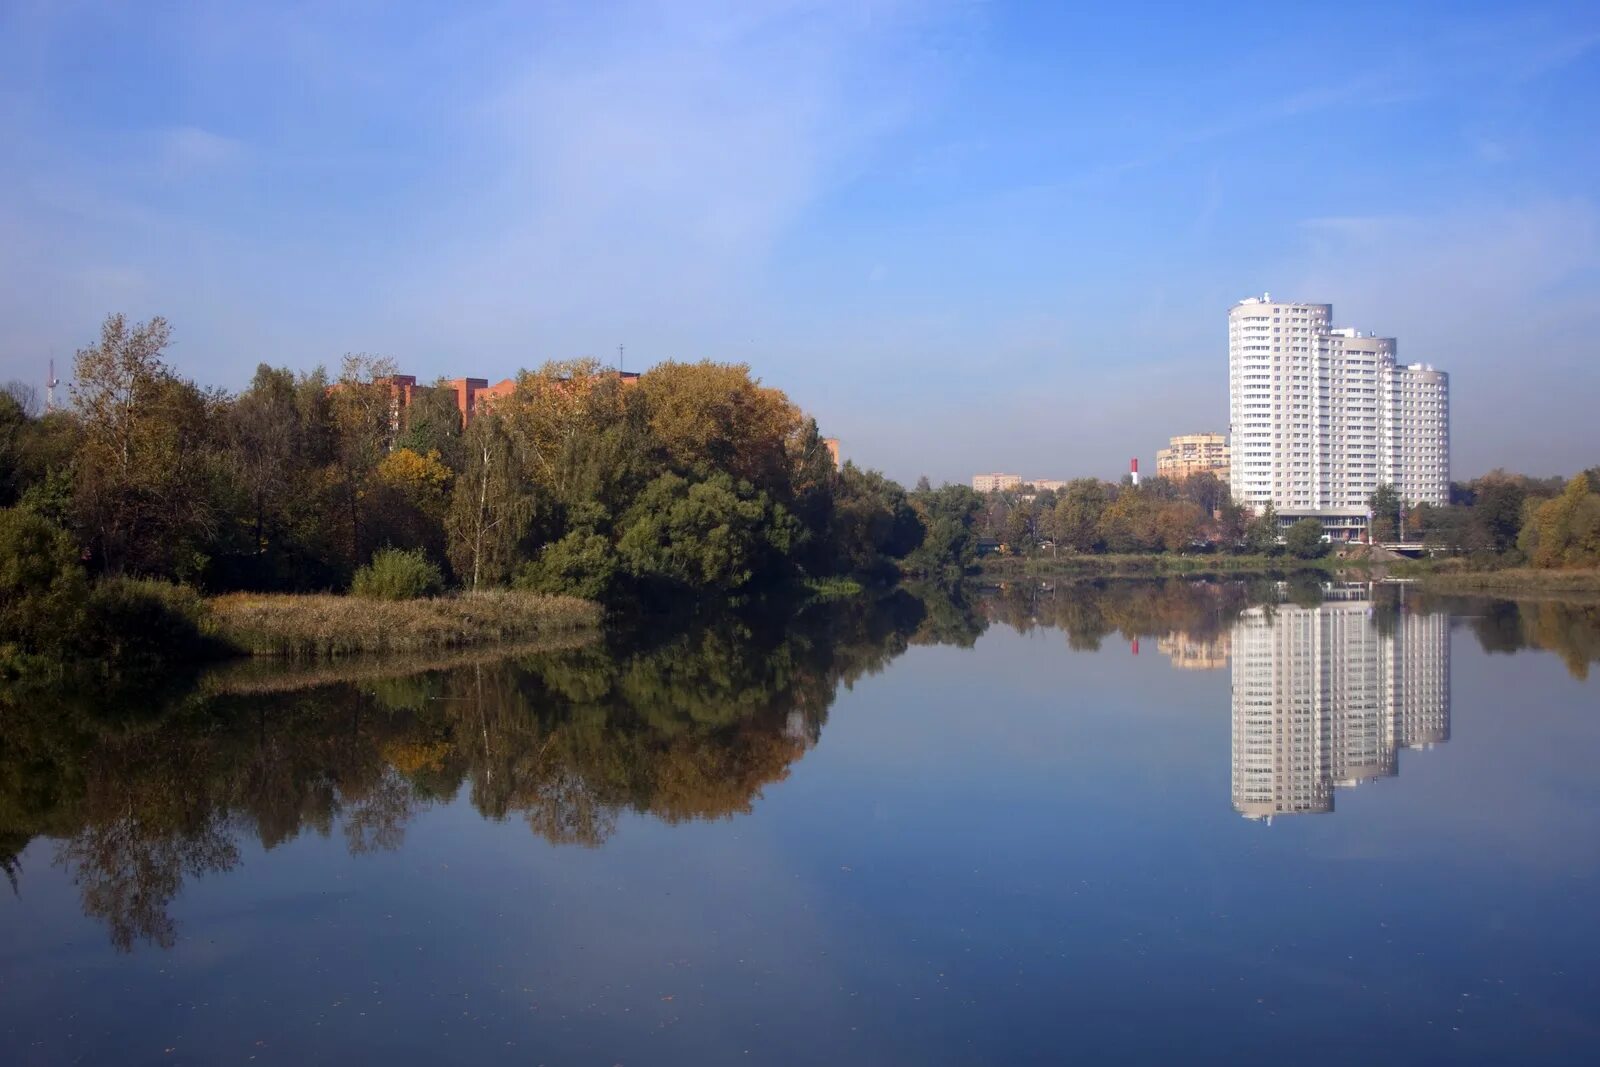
[446,413,532,590]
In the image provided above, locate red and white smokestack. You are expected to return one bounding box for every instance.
[1130,458,1140,487]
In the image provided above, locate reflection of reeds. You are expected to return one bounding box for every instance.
[197,632,598,697]
[1418,568,1600,595]
[207,591,601,657]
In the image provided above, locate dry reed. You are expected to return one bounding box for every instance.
[208,590,601,658]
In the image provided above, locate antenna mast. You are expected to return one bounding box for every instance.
[46,356,59,413]
[618,344,625,375]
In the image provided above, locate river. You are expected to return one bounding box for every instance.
[2,579,1598,1064]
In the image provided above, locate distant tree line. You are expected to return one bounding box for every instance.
[958,466,1600,569]
[953,471,1318,559]
[1381,469,1600,567]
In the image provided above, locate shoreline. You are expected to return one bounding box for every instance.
[974,554,1351,580]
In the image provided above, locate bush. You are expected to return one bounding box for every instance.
[1284,518,1329,559]
[81,577,211,669]
[351,548,444,600]
[0,506,88,666]
[516,531,621,601]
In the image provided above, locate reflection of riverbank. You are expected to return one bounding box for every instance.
[1231,592,1450,821]
[198,632,598,697]
[0,596,922,951]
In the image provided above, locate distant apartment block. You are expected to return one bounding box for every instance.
[1231,590,1449,821]
[1029,479,1068,493]
[972,473,1023,493]
[1156,433,1230,483]
[376,368,642,428]
[1227,295,1449,528]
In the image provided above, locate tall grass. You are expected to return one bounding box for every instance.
[208,589,601,657]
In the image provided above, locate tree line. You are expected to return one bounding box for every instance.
[1,314,957,671]
[1390,470,1600,567]
[959,466,1600,568]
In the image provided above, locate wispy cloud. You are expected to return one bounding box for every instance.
[1289,200,1600,475]
[154,126,243,179]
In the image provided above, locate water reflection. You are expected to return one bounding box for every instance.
[0,596,921,951]
[2,578,1597,953]
[1230,591,1450,820]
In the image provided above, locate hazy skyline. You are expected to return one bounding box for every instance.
[2,1,1597,485]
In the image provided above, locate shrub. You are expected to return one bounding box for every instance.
[516,531,621,601]
[351,548,444,600]
[81,577,212,669]
[0,506,88,666]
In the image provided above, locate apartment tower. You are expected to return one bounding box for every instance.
[1227,296,1449,522]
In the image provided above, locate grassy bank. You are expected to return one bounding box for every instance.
[977,553,1351,579]
[1393,562,1600,594]
[208,590,601,657]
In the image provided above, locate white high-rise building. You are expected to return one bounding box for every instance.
[1230,590,1450,821]
[1228,296,1449,525]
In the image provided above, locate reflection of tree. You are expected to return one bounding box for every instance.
[979,578,1266,651]
[1418,594,1600,681]
[0,592,936,950]
[56,817,238,952]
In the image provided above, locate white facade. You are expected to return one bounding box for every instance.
[1230,591,1450,820]
[1228,295,1449,512]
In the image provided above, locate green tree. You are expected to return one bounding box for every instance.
[904,483,983,581]
[829,462,922,577]
[71,314,225,578]
[1284,518,1328,559]
[1243,504,1279,554]
[1368,483,1401,543]
[616,472,795,593]
[394,381,465,472]
[0,507,88,666]
[1052,479,1109,553]
[1471,475,1527,554]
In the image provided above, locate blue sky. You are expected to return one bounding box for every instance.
[2,0,1597,483]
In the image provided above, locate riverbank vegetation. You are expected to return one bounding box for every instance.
[208,590,600,657]
[1,314,937,671]
[4,313,1595,675]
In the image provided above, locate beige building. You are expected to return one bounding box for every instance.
[1156,631,1231,670]
[972,473,1023,493]
[1156,433,1230,483]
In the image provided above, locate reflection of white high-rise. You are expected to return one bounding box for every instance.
[1230,593,1449,820]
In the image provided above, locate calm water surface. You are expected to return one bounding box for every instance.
[3,581,1599,1065]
